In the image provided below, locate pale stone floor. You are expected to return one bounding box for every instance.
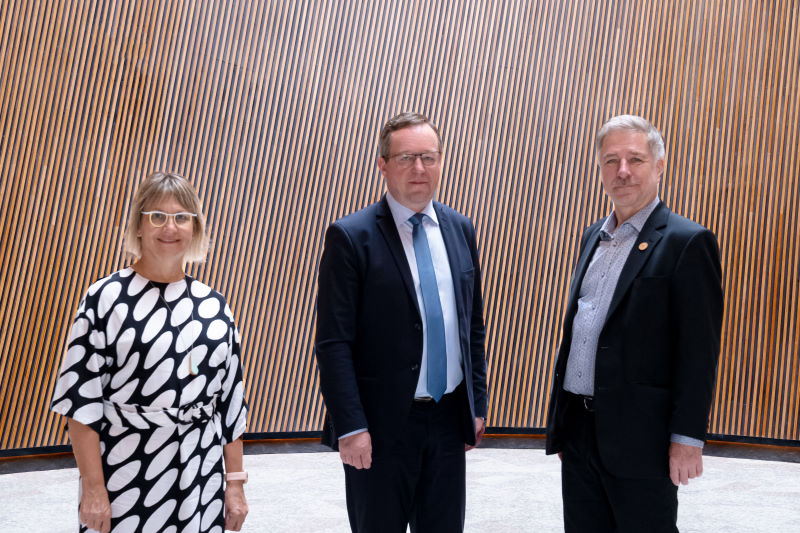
[1,439,799,532]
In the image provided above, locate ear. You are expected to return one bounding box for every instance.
[656,158,665,181]
[377,156,387,176]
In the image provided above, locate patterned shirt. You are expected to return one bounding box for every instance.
[563,197,660,396]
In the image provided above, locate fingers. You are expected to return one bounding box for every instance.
[339,431,372,469]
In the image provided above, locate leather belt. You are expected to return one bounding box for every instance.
[568,392,595,412]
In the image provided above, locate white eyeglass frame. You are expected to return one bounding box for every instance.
[141,210,198,227]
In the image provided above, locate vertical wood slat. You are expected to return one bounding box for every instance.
[1,0,799,453]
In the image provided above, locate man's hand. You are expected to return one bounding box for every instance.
[79,482,111,533]
[466,417,486,451]
[340,431,372,469]
[669,441,703,486]
[224,481,248,531]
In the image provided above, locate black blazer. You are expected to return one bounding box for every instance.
[315,196,488,454]
[546,202,723,478]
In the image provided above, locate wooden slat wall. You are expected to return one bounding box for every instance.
[1,0,798,453]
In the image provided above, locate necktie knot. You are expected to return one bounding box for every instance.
[409,213,425,227]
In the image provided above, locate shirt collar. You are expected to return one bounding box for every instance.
[385,191,439,227]
[601,197,660,237]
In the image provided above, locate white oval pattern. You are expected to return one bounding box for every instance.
[178,485,201,521]
[144,468,179,506]
[116,327,137,367]
[175,320,202,353]
[145,330,174,369]
[110,487,141,520]
[105,302,129,344]
[145,441,179,480]
[142,498,177,531]
[142,307,168,344]
[171,297,194,327]
[106,459,142,492]
[49,270,246,530]
[133,287,159,321]
[197,297,220,319]
[206,319,227,341]
[106,434,141,466]
[97,281,122,319]
[111,351,140,390]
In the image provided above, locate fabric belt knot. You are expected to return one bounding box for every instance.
[409,213,447,402]
[102,396,219,429]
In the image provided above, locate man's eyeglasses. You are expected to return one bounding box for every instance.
[386,151,441,168]
[141,211,197,228]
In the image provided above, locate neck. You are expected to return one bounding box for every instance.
[133,256,186,283]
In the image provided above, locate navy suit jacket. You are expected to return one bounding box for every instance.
[315,196,488,454]
[546,202,723,478]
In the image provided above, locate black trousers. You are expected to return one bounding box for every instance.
[344,384,467,533]
[561,393,679,533]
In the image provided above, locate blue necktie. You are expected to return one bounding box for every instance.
[409,213,447,402]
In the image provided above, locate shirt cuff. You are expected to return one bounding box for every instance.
[338,428,368,440]
[670,433,704,448]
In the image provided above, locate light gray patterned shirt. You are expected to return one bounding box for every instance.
[563,197,702,448]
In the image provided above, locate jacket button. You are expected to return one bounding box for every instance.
[411,364,420,371]
[415,323,422,331]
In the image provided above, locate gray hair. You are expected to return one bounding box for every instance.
[378,112,442,158]
[596,115,665,161]
[123,171,209,263]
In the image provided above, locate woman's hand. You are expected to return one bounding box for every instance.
[224,481,248,531]
[79,482,111,533]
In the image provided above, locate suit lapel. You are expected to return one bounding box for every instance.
[435,203,466,313]
[567,227,603,312]
[375,196,420,314]
[605,203,669,321]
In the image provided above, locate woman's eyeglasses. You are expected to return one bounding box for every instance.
[141,211,197,228]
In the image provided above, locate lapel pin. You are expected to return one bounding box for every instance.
[638,242,648,251]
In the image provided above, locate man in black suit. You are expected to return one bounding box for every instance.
[315,112,488,533]
[546,115,723,532]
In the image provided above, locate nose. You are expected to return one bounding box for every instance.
[413,156,426,171]
[618,158,631,176]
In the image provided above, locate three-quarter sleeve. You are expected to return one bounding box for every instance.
[217,304,247,444]
[50,291,108,434]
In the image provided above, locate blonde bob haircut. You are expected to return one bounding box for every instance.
[123,171,209,263]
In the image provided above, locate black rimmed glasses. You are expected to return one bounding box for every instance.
[141,211,197,227]
[386,151,442,168]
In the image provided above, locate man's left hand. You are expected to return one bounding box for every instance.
[466,417,485,451]
[669,441,703,486]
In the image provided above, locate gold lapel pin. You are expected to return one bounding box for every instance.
[638,242,648,251]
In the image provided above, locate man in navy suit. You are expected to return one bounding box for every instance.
[546,115,723,532]
[315,112,488,532]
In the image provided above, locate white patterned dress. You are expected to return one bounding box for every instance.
[51,267,248,533]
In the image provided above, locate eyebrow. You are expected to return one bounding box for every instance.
[602,150,649,160]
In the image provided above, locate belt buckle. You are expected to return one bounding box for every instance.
[582,396,595,412]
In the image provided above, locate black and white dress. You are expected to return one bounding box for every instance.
[51,267,248,533]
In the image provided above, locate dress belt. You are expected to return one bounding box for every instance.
[103,396,218,429]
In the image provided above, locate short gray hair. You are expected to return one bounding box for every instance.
[378,112,442,158]
[596,115,665,161]
[123,171,209,262]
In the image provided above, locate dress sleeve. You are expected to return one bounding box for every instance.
[218,304,247,444]
[50,292,107,434]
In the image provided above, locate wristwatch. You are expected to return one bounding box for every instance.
[225,471,248,483]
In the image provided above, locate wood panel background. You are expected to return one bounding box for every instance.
[1,0,798,454]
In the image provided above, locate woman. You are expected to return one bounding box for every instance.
[51,172,249,532]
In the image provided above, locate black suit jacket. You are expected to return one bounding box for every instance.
[315,196,488,454]
[546,202,723,478]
